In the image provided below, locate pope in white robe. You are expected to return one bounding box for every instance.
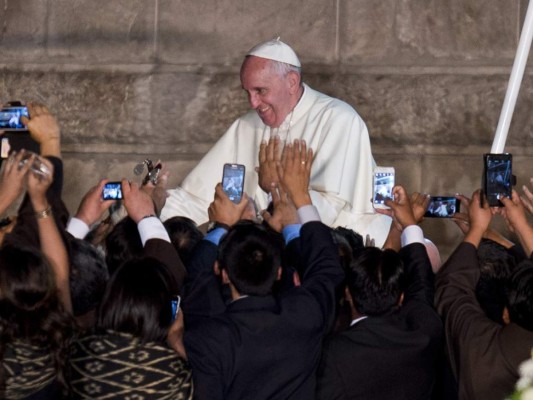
[161,39,391,245]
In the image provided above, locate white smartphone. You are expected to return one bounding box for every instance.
[373,167,395,209]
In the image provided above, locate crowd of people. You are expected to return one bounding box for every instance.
[0,38,533,400]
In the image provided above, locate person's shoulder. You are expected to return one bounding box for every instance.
[305,84,358,116]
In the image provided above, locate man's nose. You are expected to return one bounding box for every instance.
[248,93,260,109]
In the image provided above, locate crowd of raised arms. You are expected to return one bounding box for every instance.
[0,103,532,400]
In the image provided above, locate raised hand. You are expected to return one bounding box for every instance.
[277,139,313,208]
[256,135,282,193]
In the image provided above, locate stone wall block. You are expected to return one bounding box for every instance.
[305,73,530,146]
[47,0,156,62]
[0,0,48,61]
[340,0,518,64]
[158,0,337,65]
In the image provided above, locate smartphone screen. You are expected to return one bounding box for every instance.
[425,196,460,218]
[102,182,123,200]
[483,153,512,207]
[222,163,245,204]
[373,167,395,209]
[0,106,29,131]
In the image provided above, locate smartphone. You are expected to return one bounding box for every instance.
[0,106,29,131]
[425,196,460,218]
[222,163,245,204]
[373,167,395,209]
[102,182,123,200]
[482,153,513,207]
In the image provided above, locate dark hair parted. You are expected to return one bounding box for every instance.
[0,245,75,392]
[217,220,282,296]
[105,217,143,275]
[346,247,404,316]
[163,216,204,267]
[506,260,533,331]
[476,239,518,324]
[97,257,175,344]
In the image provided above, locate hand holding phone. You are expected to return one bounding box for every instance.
[373,167,395,209]
[222,163,245,204]
[0,105,29,131]
[102,182,123,200]
[424,196,460,218]
[482,153,513,207]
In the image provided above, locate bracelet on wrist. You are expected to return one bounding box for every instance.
[35,205,53,219]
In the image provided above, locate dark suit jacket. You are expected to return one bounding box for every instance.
[316,242,443,400]
[184,221,344,400]
[435,242,533,400]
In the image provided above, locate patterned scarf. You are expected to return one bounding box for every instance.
[3,340,57,399]
[68,330,193,399]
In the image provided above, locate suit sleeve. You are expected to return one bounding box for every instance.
[143,238,186,293]
[182,239,227,316]
[400,242,436,306]
[435,242,498,379]
[299,221,345,332]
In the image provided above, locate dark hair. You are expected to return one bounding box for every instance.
[105,217,143,275]
[0,245,75,393]
[69,238,109,317]
[506,260,533,331]
[346,247,404,316]
[97,257,175,344]
[476,239,517,324]
[218,220,281,296]
[332,227,364,270]
[163,216,204,267]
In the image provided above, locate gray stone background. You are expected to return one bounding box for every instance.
[1,0,533,259]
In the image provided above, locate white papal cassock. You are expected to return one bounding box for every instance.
[161,83,391,245]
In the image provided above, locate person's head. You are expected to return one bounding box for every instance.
[163,216,204,267]
[69,238,109,319]
[331,227,364,270]
[0,245,58,330]
[240,39,303,128]
[217,220,282,297]
[105,217,143,275]
[476,239,517,324]
[346,247,404,316]
[506,260,533,331]
[0,245,74,391]
[97,257,177,344]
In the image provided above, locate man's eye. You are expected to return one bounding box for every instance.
[258,89,267,95]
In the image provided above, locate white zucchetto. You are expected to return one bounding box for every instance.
[246,37,301,67]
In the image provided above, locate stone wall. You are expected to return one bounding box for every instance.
[1,0,532,258]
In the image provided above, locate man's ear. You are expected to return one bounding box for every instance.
[276,266,282,281]
[344,287,353,303]
[287,71,301,95]
[213,260,221,276]
[221,268,231,285]
[502,306,511,325]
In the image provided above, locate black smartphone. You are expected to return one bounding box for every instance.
[483,153,513,207]
[222,163,245,204]
[425,196,460,218]
[0,106,29,131]
[102,182,123,200]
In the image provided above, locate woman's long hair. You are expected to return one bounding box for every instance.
[0,244,75,394]
[97,257,175,344]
